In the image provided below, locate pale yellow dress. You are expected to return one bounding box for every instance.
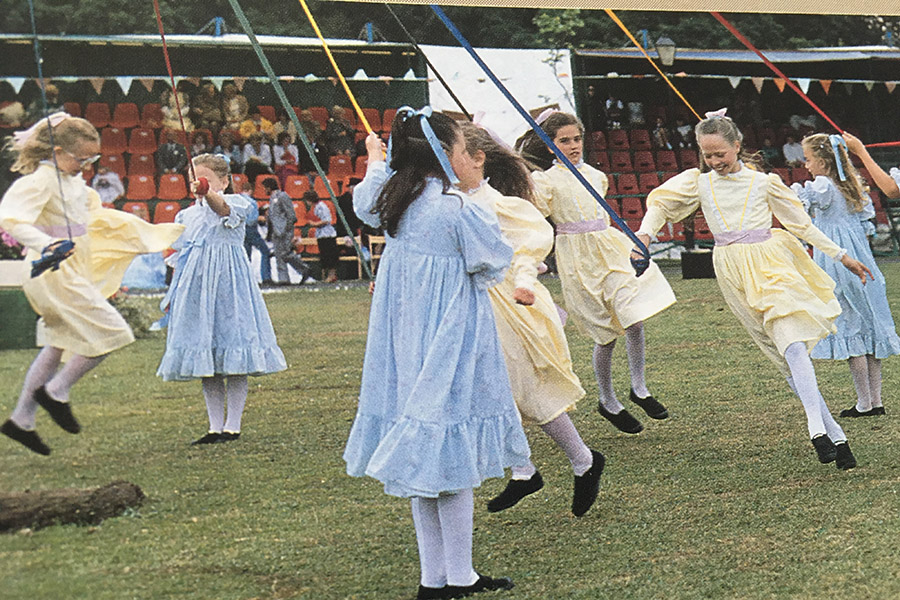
[468,182,585,425]
[0,163,183,357]
[532,162,676,345]
[640,166,842,376]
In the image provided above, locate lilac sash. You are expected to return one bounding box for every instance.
[714,228,772,246]
[35,224,87,238]
[556,219,608,235]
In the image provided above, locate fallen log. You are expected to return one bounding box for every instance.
[0,480,144,532]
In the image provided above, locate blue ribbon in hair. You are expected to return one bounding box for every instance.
[386,105,459,185]
[829,134,848,182]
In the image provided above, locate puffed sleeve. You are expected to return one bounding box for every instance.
[640,169,702,237]
[790,176,833,213]
[353,160,389,229]
[221,194,251,229]
[0,170,56,251]
[530,169,554,218]
[858,193,876,237]
[492,194,553,292]
[891,167,900,188]
[766,174,842,258]
[456,198,513,289]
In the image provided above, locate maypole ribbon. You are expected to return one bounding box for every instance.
[605,9,701,122]
[429,4,651,276]
[225,0,373,279]
[296,0,372,134]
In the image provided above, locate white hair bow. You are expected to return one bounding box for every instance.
[13,112,71,148]
[704,108,728,119]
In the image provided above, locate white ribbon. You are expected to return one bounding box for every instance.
[12,112,71,148]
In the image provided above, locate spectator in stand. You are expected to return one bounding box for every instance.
[242,132,273,183]
[605,96,624,129]
[627,100,646,127]
[584,85,607,135]
[304,190,339,283]
[272,109,298,144]
[91,165,124,208]
[262,178,310,285]
[783,135,805,168]
[239,106,275,144]
[25,84,63,125]
[214,130,243,174]
[157,129,188,175]
[297,109,323,173]
[0,102,26,128]
[192,130,211,158]
[190,83,223,135]
[221,83,249,133]
[321,105,356,159]
[273,132,300,189]
[672,117,694,149]
[161,87,193,133]
[239,180,273,286]
[651,117,673,150]
[760,137,782,169]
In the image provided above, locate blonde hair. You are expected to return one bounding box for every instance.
[801,134,868,213]
[694,115,763,173]
[192,153,231,182]
[7,116,99,175]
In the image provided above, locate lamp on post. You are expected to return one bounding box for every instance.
[655,36,676,67]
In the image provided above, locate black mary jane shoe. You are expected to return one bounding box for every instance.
[220,432,241,442]
[446,573,514,598]
[487,471,543,513]
[629,389,669,420]
[872,406,886,415]
[835,442,857,470]
[417,584,450,600]
[1,419,51,455]
[839,406,879,418]
[811,434,837,464]
[572,450,605,517]
[34,385,81,433]
[597,403,643,434]
[191,432,224,445]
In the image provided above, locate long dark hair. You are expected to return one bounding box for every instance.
[375,109,460,237]
[460,122,534,204]
[515,112,583,171]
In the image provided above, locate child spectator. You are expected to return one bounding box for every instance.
[304,190,338,283]
[782,135,805,168]
[273,132,300,189]
[91,165,124,207]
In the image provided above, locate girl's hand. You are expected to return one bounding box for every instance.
[46,239,75,258]
[630,232,651,260]
[190,177,209,197]
[513,287,536,306]
[365,132,386,163]
[368,280,376,295]
[841,254,873,284]
[841,132,865,156]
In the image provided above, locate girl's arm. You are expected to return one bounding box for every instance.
[843,133,900,199]
[491,194,554,305]
[192,181,230,217]
[457,199,513,289]
[0,170,58,251]
[352,133,388,229]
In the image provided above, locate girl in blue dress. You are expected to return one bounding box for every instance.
[157,154,287,444]
[343,108,530,600]
[791,134,900,418]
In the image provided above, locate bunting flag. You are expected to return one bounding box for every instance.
[797,78,811,94]
[7,77,26,94]
[773,78,786,92]
[89,77,105,95]
[115,76,134,95]
[209,77,227,90]
[351,69,369,80]
[232,76,247,91]
[864,81,875,92]
[845,83,854,95]
[820,80,832,94]
[728,76,741,89]
[887,82,897,94]
[751,77,764,93]
[140,78,156,93]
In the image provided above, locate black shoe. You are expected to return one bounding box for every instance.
[835,442,857,470]
[839,406,878,418]
[572,450,605,517]
[486,471,543,513]
[220,432,241,442]
[34,386,81,433]
[629,389,669,420]
[191,432,223,445]
[417,585,449,600]
[811,434,836,464]
[1,419,51,455]
[598,403,643,434]
[446,573,514,598]
[871,406,886,416]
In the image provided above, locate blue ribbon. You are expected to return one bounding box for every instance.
[829,135,848,181]
[152,244,195,330]
[386,105,460,185]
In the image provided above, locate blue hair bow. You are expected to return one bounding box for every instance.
[829,134,848,182]
[387,105,459,185]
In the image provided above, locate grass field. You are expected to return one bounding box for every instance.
[2,262,900,600]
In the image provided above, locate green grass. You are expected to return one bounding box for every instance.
[3,264,900,600]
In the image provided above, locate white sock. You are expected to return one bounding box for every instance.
[44,353,107,402]
[868,355,883,408]
[848,355,873,412]
[411,497,447,588]
[784,342,827,439]
[540,413,593,476]
[10,346,63,430]
[223,375,248,433]
[202,375,226,433]
[818,392,847,444]
[593,341,624,414]
[437,490,478,587]
[625,322,650,398]
[510,461,537,481]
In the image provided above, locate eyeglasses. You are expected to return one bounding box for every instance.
[65,150,101,169]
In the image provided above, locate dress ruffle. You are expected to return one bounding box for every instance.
[157,344,287,381]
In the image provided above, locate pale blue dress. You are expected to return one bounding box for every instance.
[157,194,287,381]
[793,176,900,359]
[343,162,531,498]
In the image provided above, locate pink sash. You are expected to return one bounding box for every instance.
[35,223,87,238]
[556,219,608,235]
[714,228,772,246]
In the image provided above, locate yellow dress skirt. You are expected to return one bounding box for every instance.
[713,228,840,376]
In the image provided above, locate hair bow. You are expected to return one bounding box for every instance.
[535,108,558,126]
[829,134,848,181]
[13,112,70,148]
[704,108,728,120]
[388,105,458,184]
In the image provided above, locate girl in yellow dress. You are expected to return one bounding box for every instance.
[458,123,604,517]
[518,111,676,435]
[0,115,182,455]
[634,111,871,469]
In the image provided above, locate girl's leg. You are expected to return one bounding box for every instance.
[487,458,543,513]
[540,413,592,475]
[10,346,63,430]
[411,497,447,589]
[436,490,478,588]
[201,375,226,433]
[593,340,623,413]
[847,355,873,412]
[624,321,649,398]
[867,355,883,409]
[784,342,828,438]
[223,375,248,434]
[44,353,107,402]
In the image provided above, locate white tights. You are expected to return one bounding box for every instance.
[848,354,882,412]
[593,321,649,414]
[201,374,248,433]
[510,413,593,479]
[784,342,846,442]
[411,489,479,588]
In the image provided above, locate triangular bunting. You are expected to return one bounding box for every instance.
[351,69,369,80]
[89,78,105,95]
[209,77,226,91]
[751,77,764,93]
[116,77,134,95]
[403,69,417,80]
[186,77,201,88]
[728,76,741,89]
[7,77,26,94]
[797,78,811,94]
[140,78,155,93]
[864,81,875,92]
[820,80,832,94]
[887,82,897,94]
[232,77,247,92]
[773,78,786,93]
[845,83,854,95]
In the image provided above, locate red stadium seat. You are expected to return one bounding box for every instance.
[605,176,617,196]
[63,102,82,118]
[253,174,279,200]
[360,108,382,133]
[257,105,277,123]
[678,149,699,170]
[126,176,156,201]
[128,128,158,154]
[157,174,187,201]
[153,201,182,224]
[771,168,790,183]
[100,127,127,155]
[308,106,329,128]
[140,103,163,129]
[159,129,188,147]
[382,109,398,133]
[656,150,678,171]
[127,154,155,177]
[616,173,639,194]
[84,103,111,128]
[292,201,309,226]
[98,154,126,180]
[638,172,661,194]
[121,201,150,221]
[111,103,140,129]
[588,151,610,173]
[353,157,369,178]
[633,150,656,173]
[590,130,607,150]
[328,154,353,178]
[284,175,311,199]
[609,151,633,173]
[607,129,629,150]
[629,129,652,151]
[620,196,644,220]
[661,171,678,182]
[790,167,811,184]
[694,215,714,240]
[314,176,338,198]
